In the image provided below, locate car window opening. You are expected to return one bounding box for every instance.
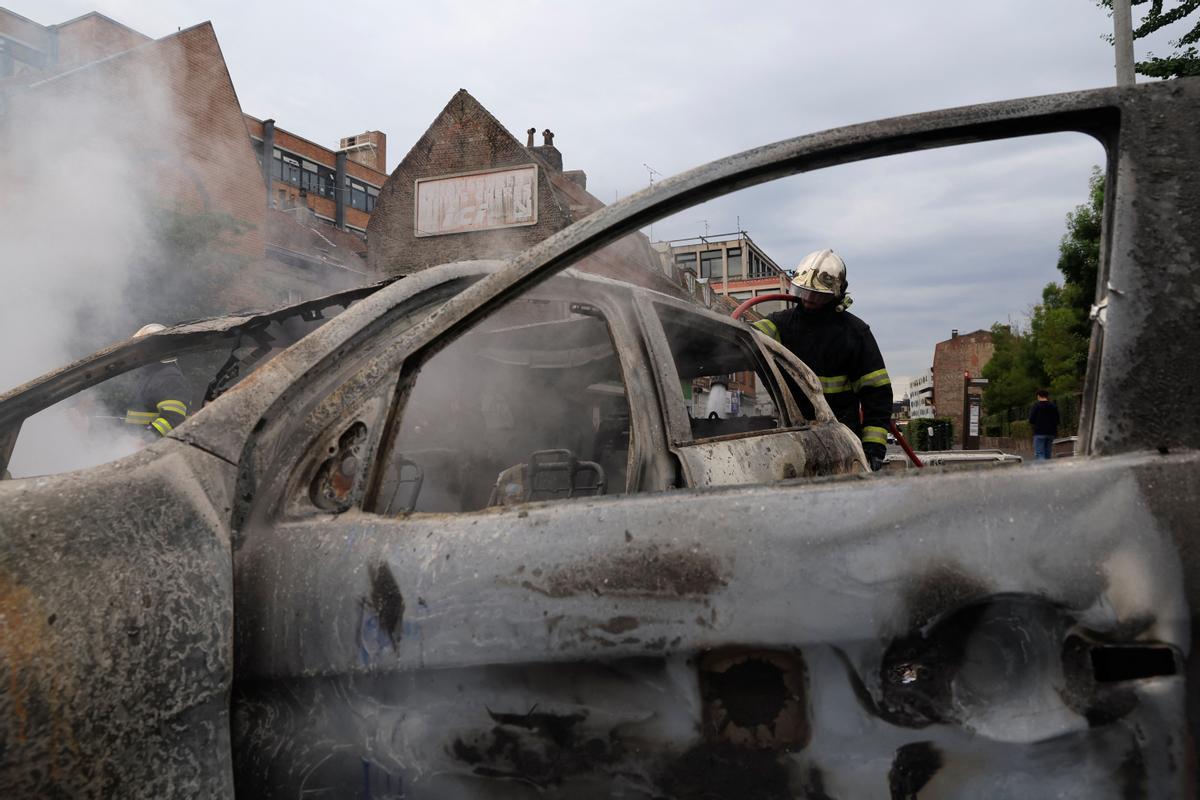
[377,291,633,514]
[655,305,785,440]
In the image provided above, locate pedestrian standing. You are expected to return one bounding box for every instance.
[1028,389,1059,461]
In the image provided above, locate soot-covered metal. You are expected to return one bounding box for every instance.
[3,80,1200,797]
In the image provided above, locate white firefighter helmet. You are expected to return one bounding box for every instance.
[133,323,167,338]
[791,249,847,298]
[132,322,176,363]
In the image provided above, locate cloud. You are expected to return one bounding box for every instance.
[4,0,1129,389]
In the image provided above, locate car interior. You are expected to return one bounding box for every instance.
[381,295,631,513]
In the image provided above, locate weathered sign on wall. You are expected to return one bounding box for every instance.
[414,165,538,237]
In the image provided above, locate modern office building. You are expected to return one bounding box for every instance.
[653,232,792,314]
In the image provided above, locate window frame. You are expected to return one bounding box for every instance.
[361,272,667,514]
[635,294,802,447]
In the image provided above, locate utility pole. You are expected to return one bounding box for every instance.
[1113,0,1136,87]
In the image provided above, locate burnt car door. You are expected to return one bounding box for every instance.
[634,293,867,486]
[4,80,1200,799]
[220,82,1198,798]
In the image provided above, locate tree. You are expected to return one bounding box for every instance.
[1100,0,1200,78]
[1031,285,1088,397]
[1055,166,1104,325]
[983,323,1044,413]
[982,168,1104,418]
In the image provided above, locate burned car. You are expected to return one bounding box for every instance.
[3,78,1200,798]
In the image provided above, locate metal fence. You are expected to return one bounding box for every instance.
[982,393,1080,438]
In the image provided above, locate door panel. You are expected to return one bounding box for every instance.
[231,451,1194,797]
[675,424,864,487]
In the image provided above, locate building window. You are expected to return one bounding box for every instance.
[726,247,742,279]
[699,250,723,280]
[280,154,301,186]
[318,167,336,199]
[748,251,776,279]
[366,186,379,213]
[674,252,697,271]
[346,178,369,211]
[301,160,320,194]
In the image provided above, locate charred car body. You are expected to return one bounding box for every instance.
[2,79,1200,797]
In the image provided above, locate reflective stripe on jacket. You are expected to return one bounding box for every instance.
[126,362,191,437]
[753,306,892,445]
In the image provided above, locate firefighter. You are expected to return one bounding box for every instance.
[753,249,892,470]
[124,323,190,437]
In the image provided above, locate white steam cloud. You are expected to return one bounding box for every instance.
[0,47,182,476]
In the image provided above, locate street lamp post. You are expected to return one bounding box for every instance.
[1113,0,1136,87]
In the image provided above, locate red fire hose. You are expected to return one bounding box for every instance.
[732,293,923,468]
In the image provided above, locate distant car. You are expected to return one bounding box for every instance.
[884,448,1023,471]
[2,78,1199,798]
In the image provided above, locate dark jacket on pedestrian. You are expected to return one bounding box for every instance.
[754,304,892,449]
[1029,399,1059,437]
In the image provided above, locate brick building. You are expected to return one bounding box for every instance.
[1,9,149,83]
[1,8,369,322]
[367,89,687,297]
[246,117,386,236]
[932,329,995,447]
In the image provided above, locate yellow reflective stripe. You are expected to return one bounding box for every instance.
[124,410,158,424]
[752,319,780,341]
[853,369,891,391]
[156,399,188,416]
[818,375,850,394]
[151,417,173,436]
[862,426,889,446]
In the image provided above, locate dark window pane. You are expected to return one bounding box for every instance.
[654,303,781,433]
[726,247,743,278]
[699,250,722,280]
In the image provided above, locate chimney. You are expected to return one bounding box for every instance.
[563,170,587,191]
[338,130,387,173]
[951,329,959,339]
[527,127,536,147]
[529,127,563,171]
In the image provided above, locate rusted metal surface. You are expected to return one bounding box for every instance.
[1,80,1199,797]
[0,440,236,797]
[230,451,1196,796]
[675,422,865,486]
[0,280,389,476]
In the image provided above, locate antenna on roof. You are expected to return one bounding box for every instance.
[643,164,664,241]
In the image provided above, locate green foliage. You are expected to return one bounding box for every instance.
[1056,167,1103,316]
[983,167,1102,420]
[983,323,1044,412]
[1009,420,1032,441]
[1030,284,1089,397]
[1099,0,1200,78]
[906,417,954,451]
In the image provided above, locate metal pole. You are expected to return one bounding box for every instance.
[1113,0,1136,87]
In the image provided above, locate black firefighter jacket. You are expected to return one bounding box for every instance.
[124,362,190,437]
[754,304,892,449]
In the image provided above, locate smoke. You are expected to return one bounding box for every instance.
[0,38,192,477]
[385,275,633,513]
[0,61,173,389]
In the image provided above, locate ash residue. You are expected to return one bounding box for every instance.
[525,544,726,598]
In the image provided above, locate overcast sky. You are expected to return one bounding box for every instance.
[6,0,1187,388]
